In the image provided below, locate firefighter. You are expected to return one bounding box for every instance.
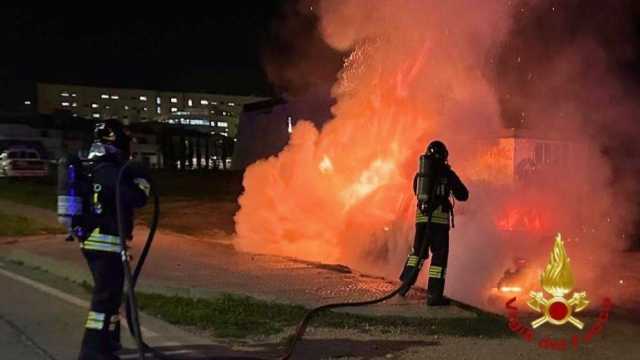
[400,140,468,306]
[76,119,150,360]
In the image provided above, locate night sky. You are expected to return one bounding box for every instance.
[1,2,640,100]
[0,2,338,96]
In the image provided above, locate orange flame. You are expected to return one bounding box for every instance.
[235,1,517,277]
[496,208,544,232]
[234,44,431,270]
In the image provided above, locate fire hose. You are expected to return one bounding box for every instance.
[115,160,433,360]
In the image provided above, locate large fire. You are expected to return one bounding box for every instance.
[233,0,638,309]
[234,1,510,278]
[235,45,430,270]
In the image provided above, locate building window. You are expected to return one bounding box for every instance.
[222,111,227,116]
[157,106,161,114]
[92,113,101,118]
[217,122,228,127]
[201,100,209,105]
[71,93,77,97]
[61,92,70,97]
[124,105,129,110]
[139,96,148,101]
[72,102,78,107]
[228,102,235,106]
[171,97,178,103]
[190,119,209,126]
[143,107,148,111]
[188,99,193,106]
[91,103,99,108]
[156,97,161,104]
[171,107,178,113]
[101,94,109,99]
[24,100,31,105]
[61,102,70,107]
[111,95,119,99]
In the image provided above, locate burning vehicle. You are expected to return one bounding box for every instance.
[487,257,537,306]
[473,130,592,309]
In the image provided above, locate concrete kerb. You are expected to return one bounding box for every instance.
[0,249,287,302]
[3,249,93,285]
[0,248,277,304]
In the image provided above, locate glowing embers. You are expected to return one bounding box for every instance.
[497,207,544,232]
[500,286,523,293]
[319,155,334,174]
[496,258,536,295]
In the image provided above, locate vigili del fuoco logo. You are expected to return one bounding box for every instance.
[505,233,613,351]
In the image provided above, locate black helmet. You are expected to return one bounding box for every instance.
[426,140,448,161]
[94,119,131,155]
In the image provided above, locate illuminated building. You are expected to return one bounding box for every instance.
[36,82,267,139]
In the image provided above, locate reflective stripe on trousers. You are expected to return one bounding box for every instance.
[80,229,122,253]
[428,265,444,279]
[85,311,106,330]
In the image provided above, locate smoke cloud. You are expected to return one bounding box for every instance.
[235,0,640,309]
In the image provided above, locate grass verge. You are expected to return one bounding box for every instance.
[0,178,56,210]
[135,292,511,340]
[0,172,242,237]
[0,210,65,236]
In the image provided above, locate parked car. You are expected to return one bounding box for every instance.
[0,147,49,177]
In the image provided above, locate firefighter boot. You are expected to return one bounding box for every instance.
[426,265,450,306]
[427,294,451,306]
[399,254,424,297]
[78,311,120,360]
[78,350,120,360]
[78,328,121,360]
[108,314,122,352]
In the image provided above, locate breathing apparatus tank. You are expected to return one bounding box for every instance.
[415,153,436,203]
[57,154,92,241]
[415,140,448,206]
[58,119,133,242]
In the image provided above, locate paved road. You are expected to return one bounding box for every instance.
[0,264,88,359]
[0,316,51,360]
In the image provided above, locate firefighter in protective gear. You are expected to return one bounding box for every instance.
[77,119,150,360]
[400,140,468,306]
